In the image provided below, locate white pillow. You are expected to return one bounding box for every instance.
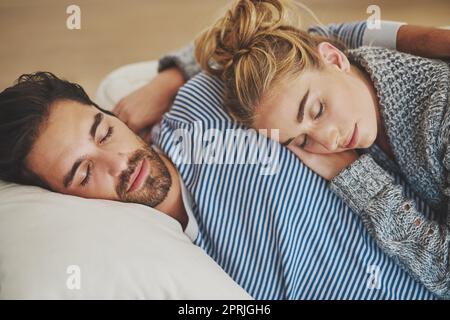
[0,180,251,299]
[0,61,252,299]
[94,60,158,110]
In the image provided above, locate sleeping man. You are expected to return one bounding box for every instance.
[0,21,448,299]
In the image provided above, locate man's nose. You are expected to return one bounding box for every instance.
[101,151,130,177]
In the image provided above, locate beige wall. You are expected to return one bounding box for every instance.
[0,0,449,97]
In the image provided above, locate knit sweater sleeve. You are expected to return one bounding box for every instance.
[329,153,449,299]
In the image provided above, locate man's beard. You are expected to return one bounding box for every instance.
[116,145,172,208]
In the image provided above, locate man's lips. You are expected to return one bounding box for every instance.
[127,159,149,193]
[344,124,358,149]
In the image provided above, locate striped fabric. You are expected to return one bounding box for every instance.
[155,73,436,300]
[308,21,367,49]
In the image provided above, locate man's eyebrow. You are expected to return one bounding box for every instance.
[63,157,84,188]
[297,89,309,123]
[62,113,102,188]
[90,112,103,139]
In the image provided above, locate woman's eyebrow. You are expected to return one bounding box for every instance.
[297,89,309,123]
[280,89,310,145]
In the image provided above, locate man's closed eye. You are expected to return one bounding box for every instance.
[100,126,114,144]
[79,126,114,187]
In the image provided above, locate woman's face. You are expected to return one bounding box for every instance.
[253,42,380,154]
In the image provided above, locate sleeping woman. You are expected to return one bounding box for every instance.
[193,0,449,298]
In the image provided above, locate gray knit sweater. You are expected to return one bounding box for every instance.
[329,47,449,299]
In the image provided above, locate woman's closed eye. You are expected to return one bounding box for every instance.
[299,134,308,149]
[299,102,325,149]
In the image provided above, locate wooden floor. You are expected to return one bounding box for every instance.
[0,0,449,97]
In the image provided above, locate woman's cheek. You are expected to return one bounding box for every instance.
[307,140,338,154]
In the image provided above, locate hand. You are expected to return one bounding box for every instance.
[113,67,185,134]
[397,25,450,60]
[288,146,360,181]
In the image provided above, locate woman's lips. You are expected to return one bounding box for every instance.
[127,159,149,193]
[344,124,358,149]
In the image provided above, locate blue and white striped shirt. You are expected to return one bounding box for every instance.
[156,21,434,299]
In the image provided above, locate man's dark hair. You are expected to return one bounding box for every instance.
[0,71,114,189]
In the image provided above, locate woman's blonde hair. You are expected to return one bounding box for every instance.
[195,0,345,126]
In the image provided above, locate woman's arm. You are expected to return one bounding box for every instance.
[329,154,449,299]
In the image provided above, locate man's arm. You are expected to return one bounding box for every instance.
[159,21,449,86]
[112,67,185,135]
[309,20,405,50]
[397,25,450,59]
[310,21,450,59]
[158,42,201,82]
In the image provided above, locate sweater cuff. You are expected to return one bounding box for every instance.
[363,20,406,50]
[329,154,394,214]
[158,42,201,81]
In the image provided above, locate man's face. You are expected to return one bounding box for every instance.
[26,100,172,208]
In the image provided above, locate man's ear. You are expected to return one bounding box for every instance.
[317,42,350,72]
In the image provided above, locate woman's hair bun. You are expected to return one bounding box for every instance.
[195,0,344,126]
[195,0,295,76]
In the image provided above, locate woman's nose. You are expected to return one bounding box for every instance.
[313,128,339,152]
